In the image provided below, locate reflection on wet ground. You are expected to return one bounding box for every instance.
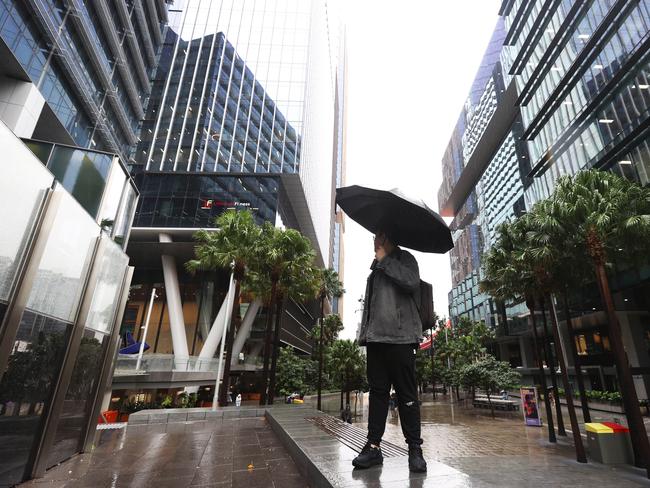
[19,416,309,488]
[330,395,650,487]
[21,397,650,488]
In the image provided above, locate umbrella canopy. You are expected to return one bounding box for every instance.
[335,185,453,253]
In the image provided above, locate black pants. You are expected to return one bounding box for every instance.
[366,343,422,447]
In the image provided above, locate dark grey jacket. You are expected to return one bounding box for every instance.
[358,248,421,345]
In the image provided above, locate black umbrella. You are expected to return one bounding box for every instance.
[335,185,453,253]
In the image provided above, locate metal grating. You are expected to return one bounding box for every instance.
[306,416,408,458]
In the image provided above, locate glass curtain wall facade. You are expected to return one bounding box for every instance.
[0,0,167,161]
[441,0,650,390]
[0,121,135,486]
[133,0,338,260]
[498,0,650,393]
[114,0,342,401]
[439,19,517,327]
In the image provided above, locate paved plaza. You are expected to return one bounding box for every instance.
[20,417,309,488]
[354,397,650,487]
[19,398,650,488]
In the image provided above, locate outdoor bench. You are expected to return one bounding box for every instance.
[472,397,519,411]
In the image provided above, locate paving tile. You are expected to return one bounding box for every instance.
[190,465,232,486]
[230,469,273,488]
[231,454,267,472]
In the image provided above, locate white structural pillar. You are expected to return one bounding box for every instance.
[230,298,262,365]
[213,274,235,409]
[159,233,189,360]
[0,78,45,138]
[199,273,235,360]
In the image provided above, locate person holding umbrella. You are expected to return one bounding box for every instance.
[335,185,453,474]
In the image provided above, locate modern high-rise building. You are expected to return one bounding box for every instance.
[0,0,168,159]
[0,1,167,485]
[440,0,650,397]
[111,1,345,405]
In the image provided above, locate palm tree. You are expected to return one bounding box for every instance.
[512,208,588,461]
[186,210,261,406]
[527,197,593,423]
[267,254,320,404]
[547,170,650,472]
[316,268,344,410]
[481,217,557,444]
[328,339,366,409]
[309,313,344,401]
[253,224,319,405]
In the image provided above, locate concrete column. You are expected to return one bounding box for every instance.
[245,342,265,365]
[519,335,535,369]
[198,274,234,359]
[619,312,650,400]
[230,298,262,365]
[0,78,45,138]
[159,233,189,359]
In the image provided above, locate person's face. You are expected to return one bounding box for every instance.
[373,232,387,252]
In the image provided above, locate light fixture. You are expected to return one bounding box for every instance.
[578,34,590,39]
[598,119,614,124]
[563,101,573,105]
[639,84,649,89]
[619,160,632,165]
[594,64,604,70]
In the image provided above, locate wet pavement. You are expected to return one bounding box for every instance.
[20,416,309,488]
[344,395,650,487]
[21,397,650,488]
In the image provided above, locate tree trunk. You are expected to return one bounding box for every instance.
[487,391,494,418]
[267,297,284,405]
[527,299,556,443]
[595,262,650,475]
[540,297,567,436]
[346,389,350,406]
[562,292,591,423]
[219,279,241,407]
[430,336,436,400]
[259,280,278,406]
[547,294,587,463]
[340,389,344,411]
[317,296,325,411]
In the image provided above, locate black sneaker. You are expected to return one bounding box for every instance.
[408,446,427,473]
[352,443,383,469]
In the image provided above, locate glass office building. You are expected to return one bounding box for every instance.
[0,122,136,486]
[438,19,515,328]
[0,1,163,484]
[0,0,167,161]
[114,0,344,402]
[440,0,650,394]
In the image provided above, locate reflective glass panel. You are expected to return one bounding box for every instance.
[0,125,54,324]
[0,313,70,486]
[45,329,109,468]
[25,189,98,323]
[47,146,112,218]
[97,158,127,233]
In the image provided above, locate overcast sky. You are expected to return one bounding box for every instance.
[338,0,503,339]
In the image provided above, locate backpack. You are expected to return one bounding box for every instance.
[415,280,434,332]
